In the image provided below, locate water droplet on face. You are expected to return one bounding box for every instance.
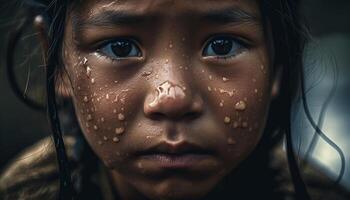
[101,117,105,122]
[223,77,229,82]
[115,127,125,135]
[114,80,119,84]
[93,125,99,130]
[207,86,212,92]
[86,66,92,77]
[98,141,103,145]
[138,123,142,127]
[209,75,213,80]
[118,113,125,121]
[165,59,169,64]
[83,57,88,65]
[227,137,236,145]
[254,89,258,93]
[252,78,257,83]
[137,162,143,169]
[169,43,173,49]
[235,101,246,111]
[113,109,117,114]
[219,100,224,107]
[224,116,231,124]
[106,94,110,100]
[87,114,93,121]
[103,136,108,141]
[113,137,120,143]
[233,121,240,128]
[242,121,248,128]
[83,96,89,103]
[77,86,81,90]
[91,78,95,84]
[142,71,152,77]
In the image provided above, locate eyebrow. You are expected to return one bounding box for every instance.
[202,7,259,25]
[73,6,259,33]
[72,10,149,32]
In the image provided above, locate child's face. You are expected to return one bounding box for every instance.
[63,0,275,199]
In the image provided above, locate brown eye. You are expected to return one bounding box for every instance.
[99,38,141,59]
[203,36,244,58]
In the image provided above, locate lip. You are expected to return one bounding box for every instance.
[134,141,216,169]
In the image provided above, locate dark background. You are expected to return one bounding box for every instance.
[1,0,349,191]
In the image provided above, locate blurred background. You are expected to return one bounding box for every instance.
[0,0,349,192]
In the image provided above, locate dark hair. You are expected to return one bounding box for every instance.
[5,0,345,199]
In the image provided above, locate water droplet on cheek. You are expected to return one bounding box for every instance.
[207,86,212,92]
[227,137,236,145]
[83,96,89,103]
[115,127,125,135]
[87,114,93,121]
[224,116,231,124]
[91,78,95,84]
[118,113,125,121]
[235,101,246,111]
[86,67,92,77]
[113,137,120,143]
[219,100,224,107]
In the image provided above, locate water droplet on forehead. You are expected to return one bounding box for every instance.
[235,101,246,111]
[224,116,231,124]
[103,136,108,141]
[115,127,125,135]
[93,125,99,130]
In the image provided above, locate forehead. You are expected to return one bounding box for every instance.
[75,0,259,18]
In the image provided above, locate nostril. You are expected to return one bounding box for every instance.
[183,111,201,121]
[148,112,167,121]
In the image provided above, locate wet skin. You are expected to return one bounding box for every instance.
[60,0,279,199]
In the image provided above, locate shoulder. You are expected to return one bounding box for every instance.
[271,143,350,200]
[0,136,77,200]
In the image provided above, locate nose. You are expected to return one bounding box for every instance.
[144,79,203,120]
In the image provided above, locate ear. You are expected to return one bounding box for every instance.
[34,15,73,99]
[271,66,283,99]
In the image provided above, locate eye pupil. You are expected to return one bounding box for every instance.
[111,40,132,57]
[212,38,232,55]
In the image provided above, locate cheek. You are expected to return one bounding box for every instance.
[67,56,140,167]
[199,65,271,167]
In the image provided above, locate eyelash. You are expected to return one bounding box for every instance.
[202,35,250,61]
[94,35,250,63]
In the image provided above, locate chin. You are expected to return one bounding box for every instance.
[142,178,216,200]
